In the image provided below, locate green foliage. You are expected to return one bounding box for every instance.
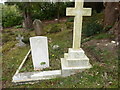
[14,25,23,29]
[40,62,46,65]
[94,33,115,40]
[66,17,74,22]
[22,37,29,44]
[66,22,73,29]
[2,5,22,27]
[3,2,74,28]
[28,28,34,31]
[2,34,13,43]
[103,25,113,31]
[2,29,16,44]
[48,24,61,33]
[118,48,120,60]
[22,32,31,44]
[2,41,16,53]
[83,17,103,37]
[32,2,69,20]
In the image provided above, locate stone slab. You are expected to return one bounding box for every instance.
[30,36,49,70]
[12,70,61,83]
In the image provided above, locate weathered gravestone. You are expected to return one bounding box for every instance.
[30,36,49,70]
[16,34,26,47]
[61,0,92,76]
[33,19,43,36]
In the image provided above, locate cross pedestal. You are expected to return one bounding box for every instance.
[61,0,92,77]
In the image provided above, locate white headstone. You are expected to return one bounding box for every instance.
[30,36,49,70]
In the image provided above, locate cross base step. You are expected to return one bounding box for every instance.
[61,58,92,77]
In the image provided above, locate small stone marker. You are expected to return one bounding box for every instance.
[33,19,43,36]
[52,45,60,50]
[30,36,49,70]
[16,34,26,47]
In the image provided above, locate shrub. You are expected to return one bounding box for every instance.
[48,24,61,33]
[83,17,103,37]
[103,25,113,31]
[94,33,115,40]
[66,17,74,22]
[66,22,73,29]
[22,37,30,44]
[14,25,23,29]
[2,5,22,28]
[22,32,31,44]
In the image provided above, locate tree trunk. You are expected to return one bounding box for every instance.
[117,3,120,45]
[104,2,120,41]
[56,1,60,23]
[104,2,119,27]
[23,3,33,29]
[57,2,60,23]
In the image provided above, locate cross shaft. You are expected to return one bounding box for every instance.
[66,0,91,49]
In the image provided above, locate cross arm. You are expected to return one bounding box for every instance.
[83,8,92,16]
[66,8,76,16]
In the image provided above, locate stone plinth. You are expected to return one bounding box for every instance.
[61,48,92,76]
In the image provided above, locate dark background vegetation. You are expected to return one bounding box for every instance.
[2,2,104,28]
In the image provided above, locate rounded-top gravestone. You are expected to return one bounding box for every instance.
[33,19,43,36]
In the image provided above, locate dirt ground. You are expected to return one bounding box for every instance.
[84,39,118,56]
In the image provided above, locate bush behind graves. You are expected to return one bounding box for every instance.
[66,17,74,22]
[83,17,103,37]
[32,2,68,20]
[22,32,31,44]
[48,24,61,33]
[66,22,73,29]
[2,5,22,28]
[14,25,23,29]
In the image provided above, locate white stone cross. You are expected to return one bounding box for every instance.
[66,0,92,49]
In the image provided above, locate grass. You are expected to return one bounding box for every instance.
[2,27,118,88]
[93,33,115,40]
[2,41,17,53]
[2,46,30,87]
[2,13,118,88]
